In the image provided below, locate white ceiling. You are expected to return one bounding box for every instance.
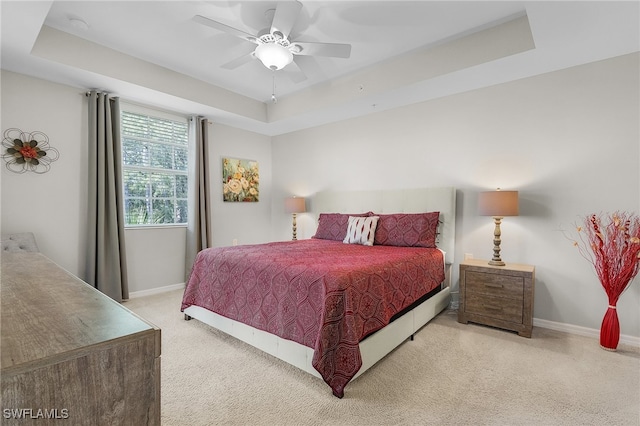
[1,1,639,136]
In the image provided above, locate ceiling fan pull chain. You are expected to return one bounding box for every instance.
[271,72,278,104]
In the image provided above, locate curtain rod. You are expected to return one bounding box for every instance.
[84,91,212,123]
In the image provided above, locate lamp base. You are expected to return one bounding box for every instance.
[489,216,505,267]
[291,213,298,241]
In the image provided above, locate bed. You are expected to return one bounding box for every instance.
[181,187,456,397]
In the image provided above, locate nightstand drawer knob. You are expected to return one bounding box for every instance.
[484,305,502,311]
[484,283,503,289]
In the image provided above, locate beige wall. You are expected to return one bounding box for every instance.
[1,71,88,276]
[2,52,638,339]
[0,70,273,293]
[271,53,640,338]
[209,123,272,248]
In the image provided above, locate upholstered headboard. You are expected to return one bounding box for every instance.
[312,187,456,264]
[1,232,40,252]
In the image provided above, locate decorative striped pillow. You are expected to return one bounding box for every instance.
[343,216,380,246]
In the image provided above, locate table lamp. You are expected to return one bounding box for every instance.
[285,197,306,240]
[478,189,519,266]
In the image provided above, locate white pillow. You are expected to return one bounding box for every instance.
[343,216,379,246]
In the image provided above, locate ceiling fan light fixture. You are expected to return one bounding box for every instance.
[255,43,293,70]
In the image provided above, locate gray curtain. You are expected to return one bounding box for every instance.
[86,91,129,302]
[185,116,212,280]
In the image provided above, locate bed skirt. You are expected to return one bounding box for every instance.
[183,280,450,385]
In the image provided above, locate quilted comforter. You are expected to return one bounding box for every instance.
[181,239,444,397]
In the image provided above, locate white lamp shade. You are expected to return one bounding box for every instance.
[285,197,306,214]
[478,190,519,217]
[255,43,293,70]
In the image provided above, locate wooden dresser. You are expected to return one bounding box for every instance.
[1,253,160,425]
[458,259,535,337]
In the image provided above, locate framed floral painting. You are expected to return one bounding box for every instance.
[222,157,259,202]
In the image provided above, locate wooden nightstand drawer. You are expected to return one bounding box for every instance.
[465,293,523,322]
[458,259,535,337]
[465,271,524,299]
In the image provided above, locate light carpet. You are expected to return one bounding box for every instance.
[124,289,640,426]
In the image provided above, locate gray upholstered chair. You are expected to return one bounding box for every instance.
[1,232,39,252]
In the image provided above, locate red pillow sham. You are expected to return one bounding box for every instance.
[373,212,440,248]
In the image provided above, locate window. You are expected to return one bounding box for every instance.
[121,106,189,226]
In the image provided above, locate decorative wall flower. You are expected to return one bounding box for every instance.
[2,128,60,174]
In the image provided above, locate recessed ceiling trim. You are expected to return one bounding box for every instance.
[30,25,267,123]
[267,14,535,123]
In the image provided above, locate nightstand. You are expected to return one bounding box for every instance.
[458,259,535,337]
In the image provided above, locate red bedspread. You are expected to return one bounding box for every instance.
[181,239,444,397]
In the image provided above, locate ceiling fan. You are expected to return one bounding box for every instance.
[193,1,351,82]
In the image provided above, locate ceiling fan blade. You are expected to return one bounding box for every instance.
[286,60,308,83]
[270,1,302,39]
[294,55,325,81]
[193,15,258,44]
[221,52,255,70]
[291,41,351,58]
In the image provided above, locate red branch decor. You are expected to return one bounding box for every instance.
[570,212,640,350]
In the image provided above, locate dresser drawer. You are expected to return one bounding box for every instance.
[465,271,524,299]
[465,293,523,322]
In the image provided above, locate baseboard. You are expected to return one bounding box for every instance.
[534,318,640,348]
[128,282,185,299]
